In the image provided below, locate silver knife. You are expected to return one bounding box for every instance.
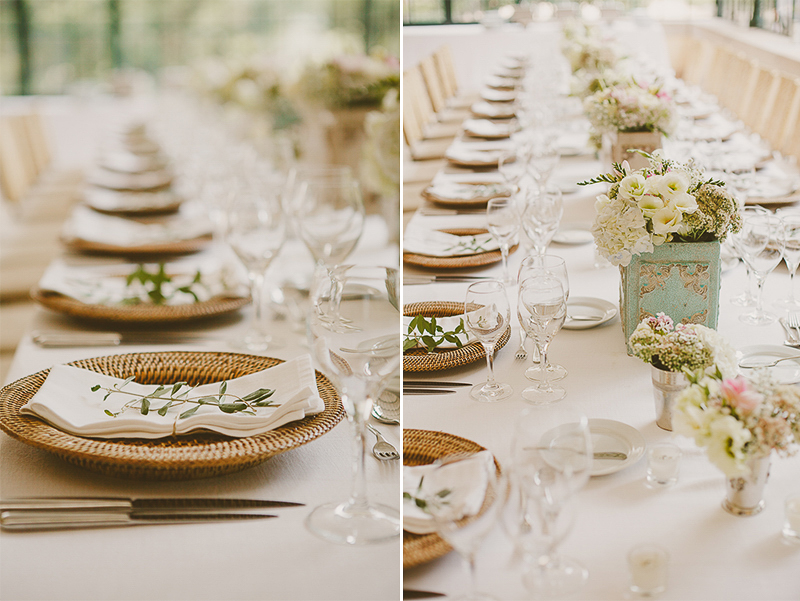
[403,388,457,395]
[31,331,214,347]
[1,497,304,512]
[405,276,492,285]
[0,509,277,531]
[404,381,472,387]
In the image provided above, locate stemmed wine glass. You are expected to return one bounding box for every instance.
[306,265,401,544]
[512,409,593,597]
[421,452,507,601]
[226,188,287,351]
[521,187,563,257]
[729,205,769,307]
[528,138,560,191]
[776,213,800,311]
[498,149,528,194]
[517,255,569,382]
[486,197,520,285]
[465,280,513,402]
[739,213,783,325]
[517,275,567,404]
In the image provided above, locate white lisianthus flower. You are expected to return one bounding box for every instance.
[594,194,612,211]
[637,194,664,218]
[619,173,646,200]
[652,232,668,246]
[657,171,689,197]
[651,205,682,236]
[673,384,714,438]
[705,415,752,477]
[668,191,698,214]
[643,174,662,196]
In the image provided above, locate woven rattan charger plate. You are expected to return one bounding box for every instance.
[403,228,518,270]
[403,429,502,569]
[403,301,510,372]
[62,234,212,257]
[31,287,250,324]
[0,351,344,480]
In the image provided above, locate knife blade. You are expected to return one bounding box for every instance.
[403,388,457,395]
[404,275,492,285]
[0,497,304,512]
[31,331,214,347]
[0,509,277,531]
[404,381,472,387]
[403,589,447,599]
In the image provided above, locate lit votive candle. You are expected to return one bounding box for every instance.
[645,443,681,489]
[628,544,669,597]
[782,495,800,544]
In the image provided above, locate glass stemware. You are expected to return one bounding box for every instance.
[498,149,528,193]
[729,205,769,307]
[517,275,567,404]
[421,453,507,601]
[486,197,520,286]
[739,213,783,325]
[306,265,401,544]
[465,280,513,402]
[776,214,800,311]
[517,255,569,382]
[528,138,560,191]
[521,187,563,257]
[512,410,593,598]
[226,188,286,351]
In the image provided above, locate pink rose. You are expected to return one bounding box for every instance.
[721,377,763,413]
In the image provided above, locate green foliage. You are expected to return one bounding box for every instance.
[121,264,204,306]
[404,315,468,353]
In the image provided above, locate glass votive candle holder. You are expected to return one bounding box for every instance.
[782,495,800,544]
[645,443,681,489]
[628,543,669,597]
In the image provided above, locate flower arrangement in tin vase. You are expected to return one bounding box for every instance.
[581,151,742,267]
[673,370,800,478]
[295,50,399,109]
[583,80,676,148]
[561,22,619,75]
[628,312,737,375]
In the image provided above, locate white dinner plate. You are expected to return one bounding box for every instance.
[589,419,646,476]
[737,345,800,384]
[552,226,593,245]
[563,297,617,330]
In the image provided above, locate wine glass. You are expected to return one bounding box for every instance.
[517,255,569,382]
[521,187,563,257]
[517,275,567,404]
[528,139,560,191]
[498,149,528,193]
[512,409,593,597]
[226,188,287,351]
[776,213,800,311]
[306,265,401,544]
[465,280,513,402]
[486,198,520,286]
[421,452,507,601]
[729,205,769,307]
[739,213,783,325]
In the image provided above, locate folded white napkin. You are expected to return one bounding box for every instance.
[471,101,515,119]
[404,228,500,257]
[425,182,511,202]
[403,311,478,349]
[432,172,506,186]
[403,450,494,535]
[37,255,245,306]
[463,119,515,138]
[96,150,167,174]
[446,140,512,165]
[480,89,516,103]
[21,356,324,439]
[87,167,173,190]
[84,186,182,212]
[63,205,212,247]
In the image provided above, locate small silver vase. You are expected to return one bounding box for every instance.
[723,455,771,516]
[650,366,687,431]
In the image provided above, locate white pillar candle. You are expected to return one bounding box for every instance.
[628,544,669,596]
[645,443,681,489]
[783,495,800,543]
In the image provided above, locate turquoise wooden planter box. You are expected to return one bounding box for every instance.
[620,241,721,352]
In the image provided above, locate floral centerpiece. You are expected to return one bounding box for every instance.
[361,90,400,237]
[628,312,737,430]
[582,151,742,352]
[674,370,800,515]
[561,22,619,75]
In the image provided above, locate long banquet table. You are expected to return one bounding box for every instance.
[0,98,402,600]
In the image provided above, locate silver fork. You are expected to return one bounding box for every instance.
[366,425,399,461]
[515,330,528,360]
[788,313,800,341]
[780,317,799,345]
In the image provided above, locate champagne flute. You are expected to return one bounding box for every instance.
[486,197,520,286]
[776,214,800,311]
[306,265,401,544]
[517,255,569,382]
[421,453,507,601]
[512,409,593,598]
[226,188,286,351]
[521,187,563,257]
[465,280,513,402]
[517,275,567,404]
[739,213,783,325]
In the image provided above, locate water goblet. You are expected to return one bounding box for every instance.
[486,197,520,286]
[421,453,507,601]
[517,275,567,404]
[306,265,401,544]
[729,205,769,307]
[528,139,560,190]
[226,189,286,351]
[465,280,513,402]
[517,255,569,382]
[512,409,593,597]
[498,150,528,193]
[521,187,563,257]
[739,213,783,325]
[775,214,800,311]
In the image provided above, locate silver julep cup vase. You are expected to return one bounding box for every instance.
[722,455,771,517]
[650,366,687,431]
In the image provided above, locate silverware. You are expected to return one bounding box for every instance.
[403,388,457,395]
[366,425,399,461]
[0,509,276,531]
[1,497,304,512]
[788,313,800,338]
[404,381,472,387]
[31,331,213,348]
[515,330,528,360]
[739,355,800,369]
[418,208,487,216]
[403,589,447,599]
[594,452,627,460]
[780,317,799,345]
[567,314,603,322]
[404,275,492,285]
